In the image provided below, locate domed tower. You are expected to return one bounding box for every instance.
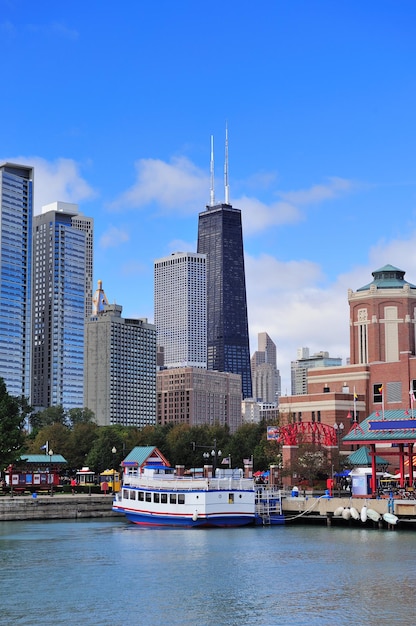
[348,265,416,365]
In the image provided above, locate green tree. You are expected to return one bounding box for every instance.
[30,405,68,430]
[67,407,95,427]
[85,426,126,473]
[0,378,26,467]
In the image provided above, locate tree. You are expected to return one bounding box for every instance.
[0,378,26,467]
[292,444,331,486]
[67,407,95,427]
[30,405,68,430]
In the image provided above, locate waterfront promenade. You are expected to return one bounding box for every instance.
[0,493,121,521]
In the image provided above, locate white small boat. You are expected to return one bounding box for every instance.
[334,506,344,517]
[350,507,360,520]
[383,512,398,525]
[342,508,351,520]
[366,508,381,522]
[360,506,367,522]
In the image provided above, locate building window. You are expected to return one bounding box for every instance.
[373,383,383,404]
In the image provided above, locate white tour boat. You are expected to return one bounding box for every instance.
[113,463,256,527]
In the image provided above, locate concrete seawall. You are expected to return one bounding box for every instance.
[0,494,122,521]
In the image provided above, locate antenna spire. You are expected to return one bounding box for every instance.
[224,122,229,204]
[210,135,215,206]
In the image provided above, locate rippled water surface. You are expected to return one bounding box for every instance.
[0,519,415,625]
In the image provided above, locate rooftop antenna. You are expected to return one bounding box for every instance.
[210,135,215,206]
[224,122,230,204]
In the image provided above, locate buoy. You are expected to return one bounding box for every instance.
[342,508,351,520]
[367,508,381,522]
[334,506,344,517]
[383,512,398,525]
[360,506,367,523]
[192,511,198,521]
[350,507,360,520]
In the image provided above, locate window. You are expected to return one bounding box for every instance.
[153,493,160,503]
[373,384,383,404]
[169,494,177,504]
[161,493,167,504]
[138,491,144,501]
[228,493,234,504]
[178,494,185,504]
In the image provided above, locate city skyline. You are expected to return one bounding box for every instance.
[2,2,416,393]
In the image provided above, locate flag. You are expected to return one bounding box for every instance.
[375,411,380,417]
[221,457,230,465]
[354,391,358,401]
[40,441,48,451]
[243,458,251,465]
[378,385,383,394]
[405,409,409,416]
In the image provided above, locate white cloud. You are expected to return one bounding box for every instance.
[246,231,416,393]
[277,177,355,205]
[110,157,209,214]
[99,225,130,249]
[5,156,97,214]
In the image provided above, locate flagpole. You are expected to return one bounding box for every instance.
[411,386,414,419]
[382,386,385,420]
[353,386,357,422]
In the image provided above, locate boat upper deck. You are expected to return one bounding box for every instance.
[122,474,255,492]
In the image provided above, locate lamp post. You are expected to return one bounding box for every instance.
[199,439,222,474]
[48,449,54,497]
[333,422,345,448]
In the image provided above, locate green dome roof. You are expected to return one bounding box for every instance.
[357,264,416,291]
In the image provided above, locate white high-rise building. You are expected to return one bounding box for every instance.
[251,332,280,403]
[154,252,206,368]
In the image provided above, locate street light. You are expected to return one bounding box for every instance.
[202,443,222,474]
[333,422,345,447]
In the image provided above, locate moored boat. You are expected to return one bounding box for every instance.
[113,463,256,528]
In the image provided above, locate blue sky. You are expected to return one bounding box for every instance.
[2,0,416,393]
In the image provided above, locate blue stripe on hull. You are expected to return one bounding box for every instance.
[115,507,254,528]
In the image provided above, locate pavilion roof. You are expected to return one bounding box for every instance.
[343,410,416,445]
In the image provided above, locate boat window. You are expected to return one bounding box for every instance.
[161,493,168,504]
[123,489,129,499]
[154,493,160,503]
[138,491,144,501]
[228,493,234,504]
[129,490,136,500]
[145,492,151,502]
[178,494,185,504]
[169,494,177,504]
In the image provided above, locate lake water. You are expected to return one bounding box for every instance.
[1,518,415,626]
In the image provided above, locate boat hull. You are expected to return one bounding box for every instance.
[115,506,254,528]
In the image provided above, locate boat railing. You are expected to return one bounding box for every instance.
[122,474,255,492]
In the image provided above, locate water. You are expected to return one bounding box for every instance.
[1,519,415,626]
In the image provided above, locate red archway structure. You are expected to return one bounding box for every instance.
[275,422,336,447]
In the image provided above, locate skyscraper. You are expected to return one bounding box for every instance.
[197,133,252,397]
[251,332,280,403]
[0,163,33,400]
[154,252,206,368]
[85,283,156,427]
[32,202,93,410]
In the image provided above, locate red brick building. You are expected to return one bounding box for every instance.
[279,265,416,436]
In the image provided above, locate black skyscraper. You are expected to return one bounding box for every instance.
[197,202,252,398]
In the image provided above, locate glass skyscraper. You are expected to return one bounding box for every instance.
[197,202,252,398]
[32,202,93,410]
[0,163,33,400]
